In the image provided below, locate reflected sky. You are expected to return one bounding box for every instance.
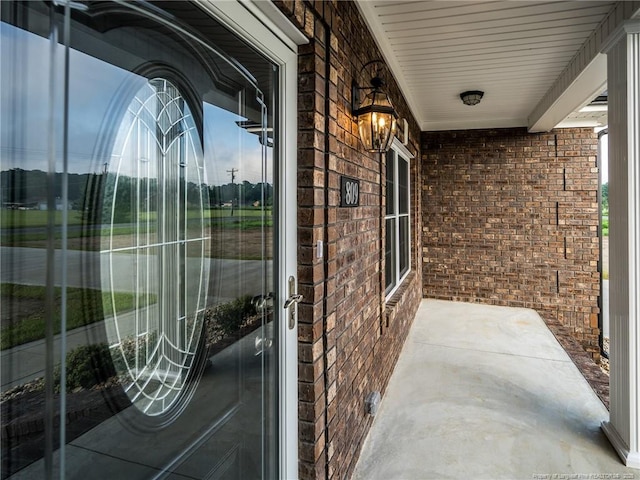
[0,21,266,185]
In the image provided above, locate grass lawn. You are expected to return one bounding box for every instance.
[1,208,271,250]
[0,284,152,350]
[0,209,85,228]
[205,207,270,219]
[1,207,268,228]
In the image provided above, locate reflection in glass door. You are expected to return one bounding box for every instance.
[1,1,280,477]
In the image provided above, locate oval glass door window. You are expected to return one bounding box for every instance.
[101,77,210,417]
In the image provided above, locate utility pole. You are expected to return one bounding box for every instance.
[227,168,237,216]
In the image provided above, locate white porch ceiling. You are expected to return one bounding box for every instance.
[355,1,631,132]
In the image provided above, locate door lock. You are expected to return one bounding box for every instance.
[284,276,303,329]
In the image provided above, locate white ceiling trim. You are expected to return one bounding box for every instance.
[528,54,607,133]
[528,0,640,132]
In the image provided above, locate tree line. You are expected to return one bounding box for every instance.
[1,168,273,218]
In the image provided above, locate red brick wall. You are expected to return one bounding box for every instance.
[274,1,423,479]
[421,127,600,358]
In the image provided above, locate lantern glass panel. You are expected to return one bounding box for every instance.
[356,90,397,152]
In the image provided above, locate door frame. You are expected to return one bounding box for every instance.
[194,1,306,478]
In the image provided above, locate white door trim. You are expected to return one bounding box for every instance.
[194,2,303,478]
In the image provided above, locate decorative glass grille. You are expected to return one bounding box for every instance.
[101,78,209,416]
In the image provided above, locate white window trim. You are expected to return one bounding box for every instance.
[385,138,414,300]
[390,136,414,163]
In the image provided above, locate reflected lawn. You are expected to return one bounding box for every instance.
[2,226,272,260]
[1,207,272,260]
[0,207,268,229]
[0,209,85,228]
[0,284,152,350]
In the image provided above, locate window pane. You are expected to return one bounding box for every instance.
[386,150,394,215]
[398,157,409,215]
[399,216,409,277]
[385,218,396,292]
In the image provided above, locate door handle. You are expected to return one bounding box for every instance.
[285,276,302,329]
[283,294,303,309]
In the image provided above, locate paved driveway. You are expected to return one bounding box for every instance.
[1,246,273,389]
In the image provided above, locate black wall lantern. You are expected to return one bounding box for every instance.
[352,60,398,153]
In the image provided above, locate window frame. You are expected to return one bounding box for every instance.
[385,138,413,299]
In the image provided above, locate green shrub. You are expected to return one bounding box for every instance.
[52,296,257,393]
[55,343,116,392]
[213,295,257,336]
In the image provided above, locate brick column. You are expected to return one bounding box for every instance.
[601,20,640,469]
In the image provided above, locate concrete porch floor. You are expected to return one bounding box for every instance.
[352,300,637,480]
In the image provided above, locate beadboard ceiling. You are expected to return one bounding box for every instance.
[355,1,620,132]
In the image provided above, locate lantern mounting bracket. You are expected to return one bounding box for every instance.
[351,60,388,116]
